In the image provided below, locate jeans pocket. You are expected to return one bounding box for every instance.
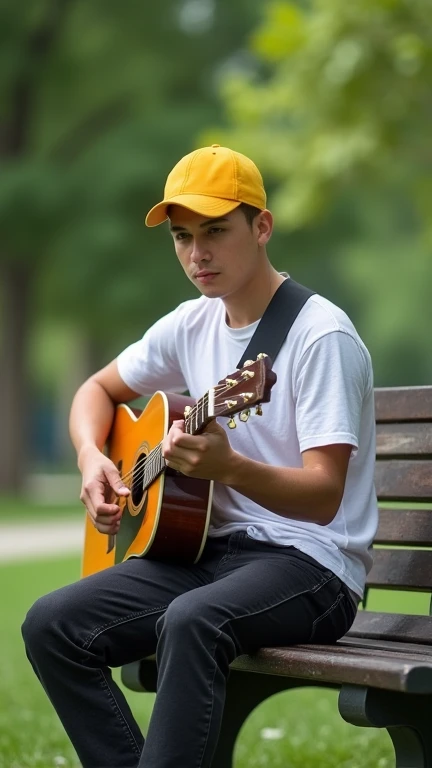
[309,588,354,644]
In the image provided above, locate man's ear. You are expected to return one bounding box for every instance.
[256,210,273,246]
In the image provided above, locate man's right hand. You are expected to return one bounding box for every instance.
[78,445,130,534]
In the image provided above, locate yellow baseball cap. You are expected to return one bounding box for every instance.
[145,144,266,227]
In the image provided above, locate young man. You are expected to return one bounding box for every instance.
[22,144,377,768]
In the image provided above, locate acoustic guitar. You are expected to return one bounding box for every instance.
[82,355,276,578]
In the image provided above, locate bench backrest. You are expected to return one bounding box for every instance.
[348,385,432,645]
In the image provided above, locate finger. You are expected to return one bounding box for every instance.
[171,419,185,430]
[105,467,130,496]
[80,488,97,522]
[88,479,123,515]
[172,432,203,450]
[94,502,122,517]
[165,444,199,464]
[95,520,120,535]
[95,510,122,526]
[162,432,187,458]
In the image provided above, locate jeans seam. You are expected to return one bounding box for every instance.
[215,572,338,643]
[98,669,142,756]
[83,605,167,650]
[213,554,232,582]
[223,576,336,629]
[195,636,219,768]
[310,590,345,641]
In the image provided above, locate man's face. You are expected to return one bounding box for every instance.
[168,206,263,299]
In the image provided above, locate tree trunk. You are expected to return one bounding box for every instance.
[0,262,33,493]
[0,0,74,494]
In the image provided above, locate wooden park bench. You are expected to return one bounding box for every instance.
[121,385,432,768]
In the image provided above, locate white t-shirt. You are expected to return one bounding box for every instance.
[117,281,378,599]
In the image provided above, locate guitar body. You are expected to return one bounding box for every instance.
[82,391,213,578]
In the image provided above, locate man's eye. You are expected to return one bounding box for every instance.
[175,232,190,241]
[207,227,224,235]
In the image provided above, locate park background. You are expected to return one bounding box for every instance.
[0,1,431,766]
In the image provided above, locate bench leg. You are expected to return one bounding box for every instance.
[339,685,432,768]
[212,670,305,768]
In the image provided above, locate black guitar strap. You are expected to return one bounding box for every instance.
[237,278,316,368]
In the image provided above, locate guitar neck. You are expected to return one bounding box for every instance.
[142,391,212,491]
[184,390,213,435]
[142,357,275,491]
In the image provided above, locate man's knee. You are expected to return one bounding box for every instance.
[157,593,219,641]
[22,589,70,657]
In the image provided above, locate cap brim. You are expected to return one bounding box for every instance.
[145,195,241,227]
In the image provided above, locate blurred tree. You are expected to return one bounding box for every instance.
[0,0,260,491]
[210,0,432,386]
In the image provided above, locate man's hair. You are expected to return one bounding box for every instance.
[238,202,262,227]
[166,202,262,227]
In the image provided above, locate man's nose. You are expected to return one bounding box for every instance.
[190,239,210,263]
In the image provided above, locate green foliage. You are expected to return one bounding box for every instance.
[209,0,432,385]
[216,0,432,227]
[0,0,261,342]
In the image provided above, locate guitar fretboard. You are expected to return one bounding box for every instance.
[184,390,213,435]
[140,389,214,491]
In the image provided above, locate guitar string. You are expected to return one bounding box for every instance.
[117,391,210,487]
[118,387,221,488]
[117,378,246,487]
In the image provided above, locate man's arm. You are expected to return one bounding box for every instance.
[70,359,139,466]
[162,420,353,526]
[70,360,140,534]
[224,443,353,526]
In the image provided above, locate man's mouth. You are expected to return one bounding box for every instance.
[195,271,219,283]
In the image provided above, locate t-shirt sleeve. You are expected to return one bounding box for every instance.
[116,306,188,396]
[293,330,370,455]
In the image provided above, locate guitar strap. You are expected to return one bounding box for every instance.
[237,277,316,368]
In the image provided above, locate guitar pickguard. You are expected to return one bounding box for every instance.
[115,492,149,564]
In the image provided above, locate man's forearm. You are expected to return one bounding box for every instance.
[223,453,342,526]
[69,379,115,468]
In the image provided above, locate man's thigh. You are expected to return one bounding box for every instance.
[31,555,212,666]
[168,533,354,652]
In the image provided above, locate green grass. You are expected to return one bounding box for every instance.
[5,559,429,768]
[0,496,82,522]
[1,494,430,766]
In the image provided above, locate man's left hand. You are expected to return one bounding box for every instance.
[162,419,235,483]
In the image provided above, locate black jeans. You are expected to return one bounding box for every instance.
[22,531,357,768]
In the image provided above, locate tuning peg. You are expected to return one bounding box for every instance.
[227,417,236,429]
[243,360,254,367]
[255,404,263,416]
[225,378,237,387]
[184,405,192,417]
[224,399,238,409]
[242,370,255,380]
[239,409,250,422]
[257,353,268,360]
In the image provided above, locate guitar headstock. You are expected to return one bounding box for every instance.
[213,354,277,428]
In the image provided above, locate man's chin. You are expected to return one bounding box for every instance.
[193,281,224,298]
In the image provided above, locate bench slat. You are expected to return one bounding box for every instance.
[332,642,432,664]
[232,646,432,693]
[375,460,432,501]
[376,423,432,457]
[375,509,432,546]
[340,636,432,656]
[347,611,432,644]
[375,386,432,422]
[366,549,432,591]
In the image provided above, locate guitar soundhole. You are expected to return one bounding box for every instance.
[131,453,146,507]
